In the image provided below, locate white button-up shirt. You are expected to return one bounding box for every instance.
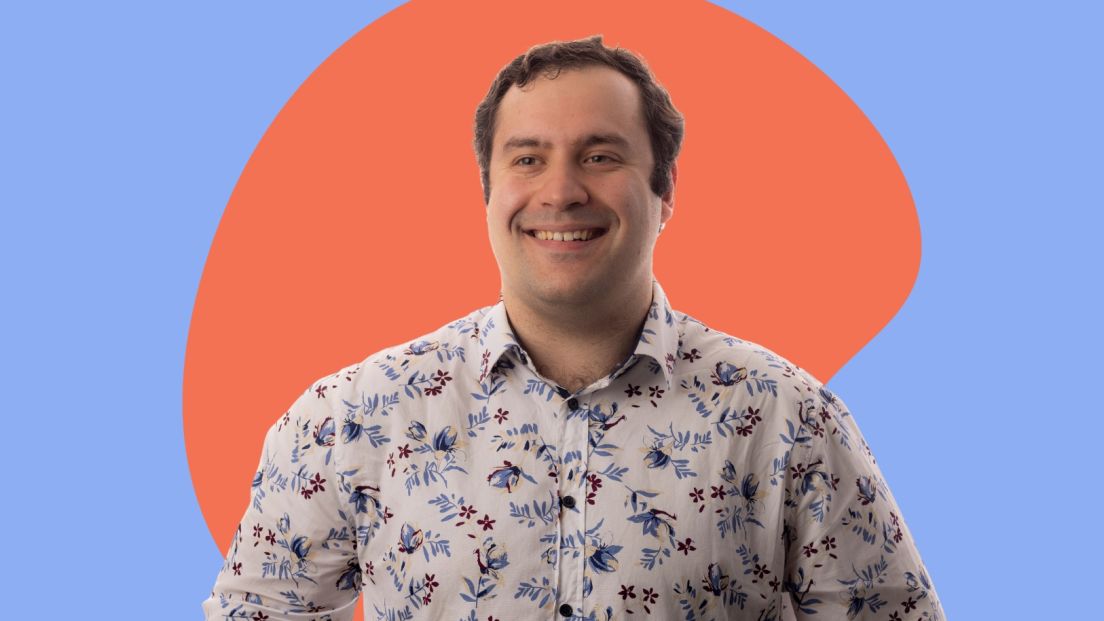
[204,282,943,621]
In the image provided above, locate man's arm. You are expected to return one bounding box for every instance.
[784,377,945,620]
[202,385,361,621]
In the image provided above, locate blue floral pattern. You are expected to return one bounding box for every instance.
[204,282,943,620]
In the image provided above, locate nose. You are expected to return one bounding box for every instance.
[537,161,589,209]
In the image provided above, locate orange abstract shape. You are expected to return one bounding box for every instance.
[184,0,918,597]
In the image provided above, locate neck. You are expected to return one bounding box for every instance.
[503,280,654,394]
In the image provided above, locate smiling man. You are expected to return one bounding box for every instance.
[483,63,674,395]
[205,36,944,621]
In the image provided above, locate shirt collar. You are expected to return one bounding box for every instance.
[472,298,523,384]
[632,280,680,392]
[472,280,681,391]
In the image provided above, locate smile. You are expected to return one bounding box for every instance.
[526,228,606,242]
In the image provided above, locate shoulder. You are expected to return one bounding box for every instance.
[673,310,835,406]
[673,311,814,383]
[303,305,494,406]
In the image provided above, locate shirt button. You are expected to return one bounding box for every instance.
[567,397,579,410]
[561,495,576,509]
[559,603,574,617]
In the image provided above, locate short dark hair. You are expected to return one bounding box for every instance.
[473,35,684,204]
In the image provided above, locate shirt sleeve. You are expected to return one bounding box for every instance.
[202,384,361,621]
[783,376,945,620]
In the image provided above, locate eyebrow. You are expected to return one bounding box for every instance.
[501,133,631,151]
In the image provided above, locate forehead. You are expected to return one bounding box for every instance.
[493,66,648,153]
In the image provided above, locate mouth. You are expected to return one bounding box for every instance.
[524,228,608,242]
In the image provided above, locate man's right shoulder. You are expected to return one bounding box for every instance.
[302,305,495,404]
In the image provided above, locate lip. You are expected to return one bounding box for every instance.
[523,223,609,230]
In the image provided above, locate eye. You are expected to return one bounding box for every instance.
[514,156,539,166]
[585,154,617,164]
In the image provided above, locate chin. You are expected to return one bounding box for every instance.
[527,278,605,308]
[563,276,636,306]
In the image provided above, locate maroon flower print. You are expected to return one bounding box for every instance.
[424,573,439,603]
[477,514,496,531]
[689,487,706,512]
[587,473,603,493]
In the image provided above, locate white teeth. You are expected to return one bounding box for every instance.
[532,229,598,241]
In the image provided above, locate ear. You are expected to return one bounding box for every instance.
[659,161,677,225]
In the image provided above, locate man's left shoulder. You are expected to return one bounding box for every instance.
[672,310,831,403]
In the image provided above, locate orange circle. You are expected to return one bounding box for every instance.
[185,0,917,563]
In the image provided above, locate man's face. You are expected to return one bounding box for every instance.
[486,66,674,311]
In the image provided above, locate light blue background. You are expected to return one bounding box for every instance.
[1,1,1100,618]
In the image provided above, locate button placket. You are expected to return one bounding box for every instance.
[555,394,588,619]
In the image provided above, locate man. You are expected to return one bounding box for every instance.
[204,36,944,621]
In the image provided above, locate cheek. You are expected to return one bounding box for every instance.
[487,183,529,231]
[486,203,514,238]
[616,184,661,230]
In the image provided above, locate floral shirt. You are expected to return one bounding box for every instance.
[204,281,943,621]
